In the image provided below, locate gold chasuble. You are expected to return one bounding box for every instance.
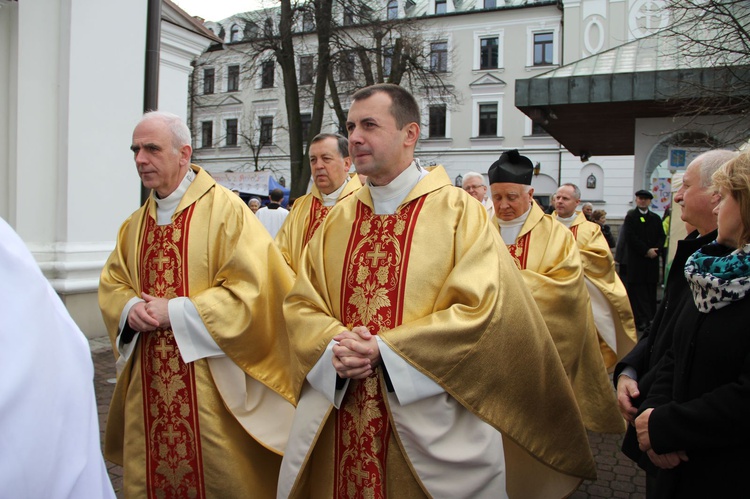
[275,176,361,275]
[281,167,597,499]
[99,166,295,498]
[555,212,637,370]
[498,203,624,434]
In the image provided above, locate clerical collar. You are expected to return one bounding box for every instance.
[557,212,577,228]
[496,203,532,244]
[153,168,195,225]
[638,208,649,215]
[369,161,426,215]
[321,177,349,207]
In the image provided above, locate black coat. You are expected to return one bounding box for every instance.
[623,208,665,284]
[615,230,717,474]
[600,224,616,248]
[639,244,750,498]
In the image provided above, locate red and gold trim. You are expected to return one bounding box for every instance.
[507,232,531,270]
[333,198,426,499]
[139,206,206,499]
[303,197,331,248]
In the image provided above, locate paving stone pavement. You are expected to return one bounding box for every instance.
[90,339,645,498]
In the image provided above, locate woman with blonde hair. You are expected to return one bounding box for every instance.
[635,150,750,498]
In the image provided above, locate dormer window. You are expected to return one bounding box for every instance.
[387,0,398,19]
[230,24,241,42]
[435,0,446,14]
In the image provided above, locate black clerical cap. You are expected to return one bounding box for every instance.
[634,189,653,199]
[488,149,534,185]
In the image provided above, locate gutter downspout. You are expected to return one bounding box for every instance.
[141,0,161,204]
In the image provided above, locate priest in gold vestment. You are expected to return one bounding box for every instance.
[488,150,624,435]
[275,133,361,275]
[278,84,596,499]
[99,112,295,498]
[553,183,637,370]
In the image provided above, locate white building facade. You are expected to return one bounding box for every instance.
[190,0,678,216]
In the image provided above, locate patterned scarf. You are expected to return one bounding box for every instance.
[684,242,750,312]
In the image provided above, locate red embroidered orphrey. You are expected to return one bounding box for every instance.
[139,205,206,499]
[303,197,331,247]
[507,231,531,270]
[334,198,426,499]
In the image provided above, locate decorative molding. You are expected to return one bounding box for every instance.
[28,242,113,295]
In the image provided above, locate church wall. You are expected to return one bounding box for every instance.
[3,1,220,338]
[0,2,16,222]
[159,22,216,122]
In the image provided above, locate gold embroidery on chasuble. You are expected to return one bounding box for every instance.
[303,197,331,247]
[334,198,426,499]
[507,232,531,270]
[139,206,206,499]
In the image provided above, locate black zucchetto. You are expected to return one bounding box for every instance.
[488,149,534,185]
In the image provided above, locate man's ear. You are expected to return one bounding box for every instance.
[179,144,193,166]
[403,122,420,147]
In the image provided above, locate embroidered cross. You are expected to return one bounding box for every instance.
[154,249,170,271]
[366,243,387,268]
[162,424,180,445]
[352,460,369,486]
[155,337,174,359]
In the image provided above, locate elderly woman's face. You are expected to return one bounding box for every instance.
[714,188,743,248]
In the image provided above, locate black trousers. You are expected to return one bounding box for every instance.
[626,282,657,331]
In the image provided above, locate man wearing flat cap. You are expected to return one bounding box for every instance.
[622,189,665,333]
[488,149,624,434]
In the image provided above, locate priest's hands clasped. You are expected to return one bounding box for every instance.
[332,326,381,379]
[127,292,171,332]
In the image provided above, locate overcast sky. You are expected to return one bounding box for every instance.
[173,0,266,21]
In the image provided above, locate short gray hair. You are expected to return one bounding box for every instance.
[692,149,739,188]
[140,111,192,152]
[462,172,485,186]
[559,183,582,200]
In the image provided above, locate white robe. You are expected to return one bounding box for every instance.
[0,217,116,499]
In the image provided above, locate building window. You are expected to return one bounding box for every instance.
[435,0,446,14]
[478,103,497,136]
[429,105,446,138]
[264,17,274,36]
[480,37,499,70]
[343,6,355,25]
[383,47,393,77]
[302,10,315,31]
[201,121,213,148]
[484,0,496,7]
[301,113,312,143]
[533,32,554,66]
[230,24,241,42]
[430,42,448,73]
[259,117,273,145]
[203,68,215,94]
[261,60,275,88]
[225,119,238,146]
[245,22,259,39]
[227,65,240,92]
[299,56,314,85]
[387,0,398,19]
[339,52,356,81]
[531,121,548,135]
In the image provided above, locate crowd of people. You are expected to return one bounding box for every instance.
[6,82,748,498]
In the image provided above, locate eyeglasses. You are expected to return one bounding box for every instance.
[463,184,485,191]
